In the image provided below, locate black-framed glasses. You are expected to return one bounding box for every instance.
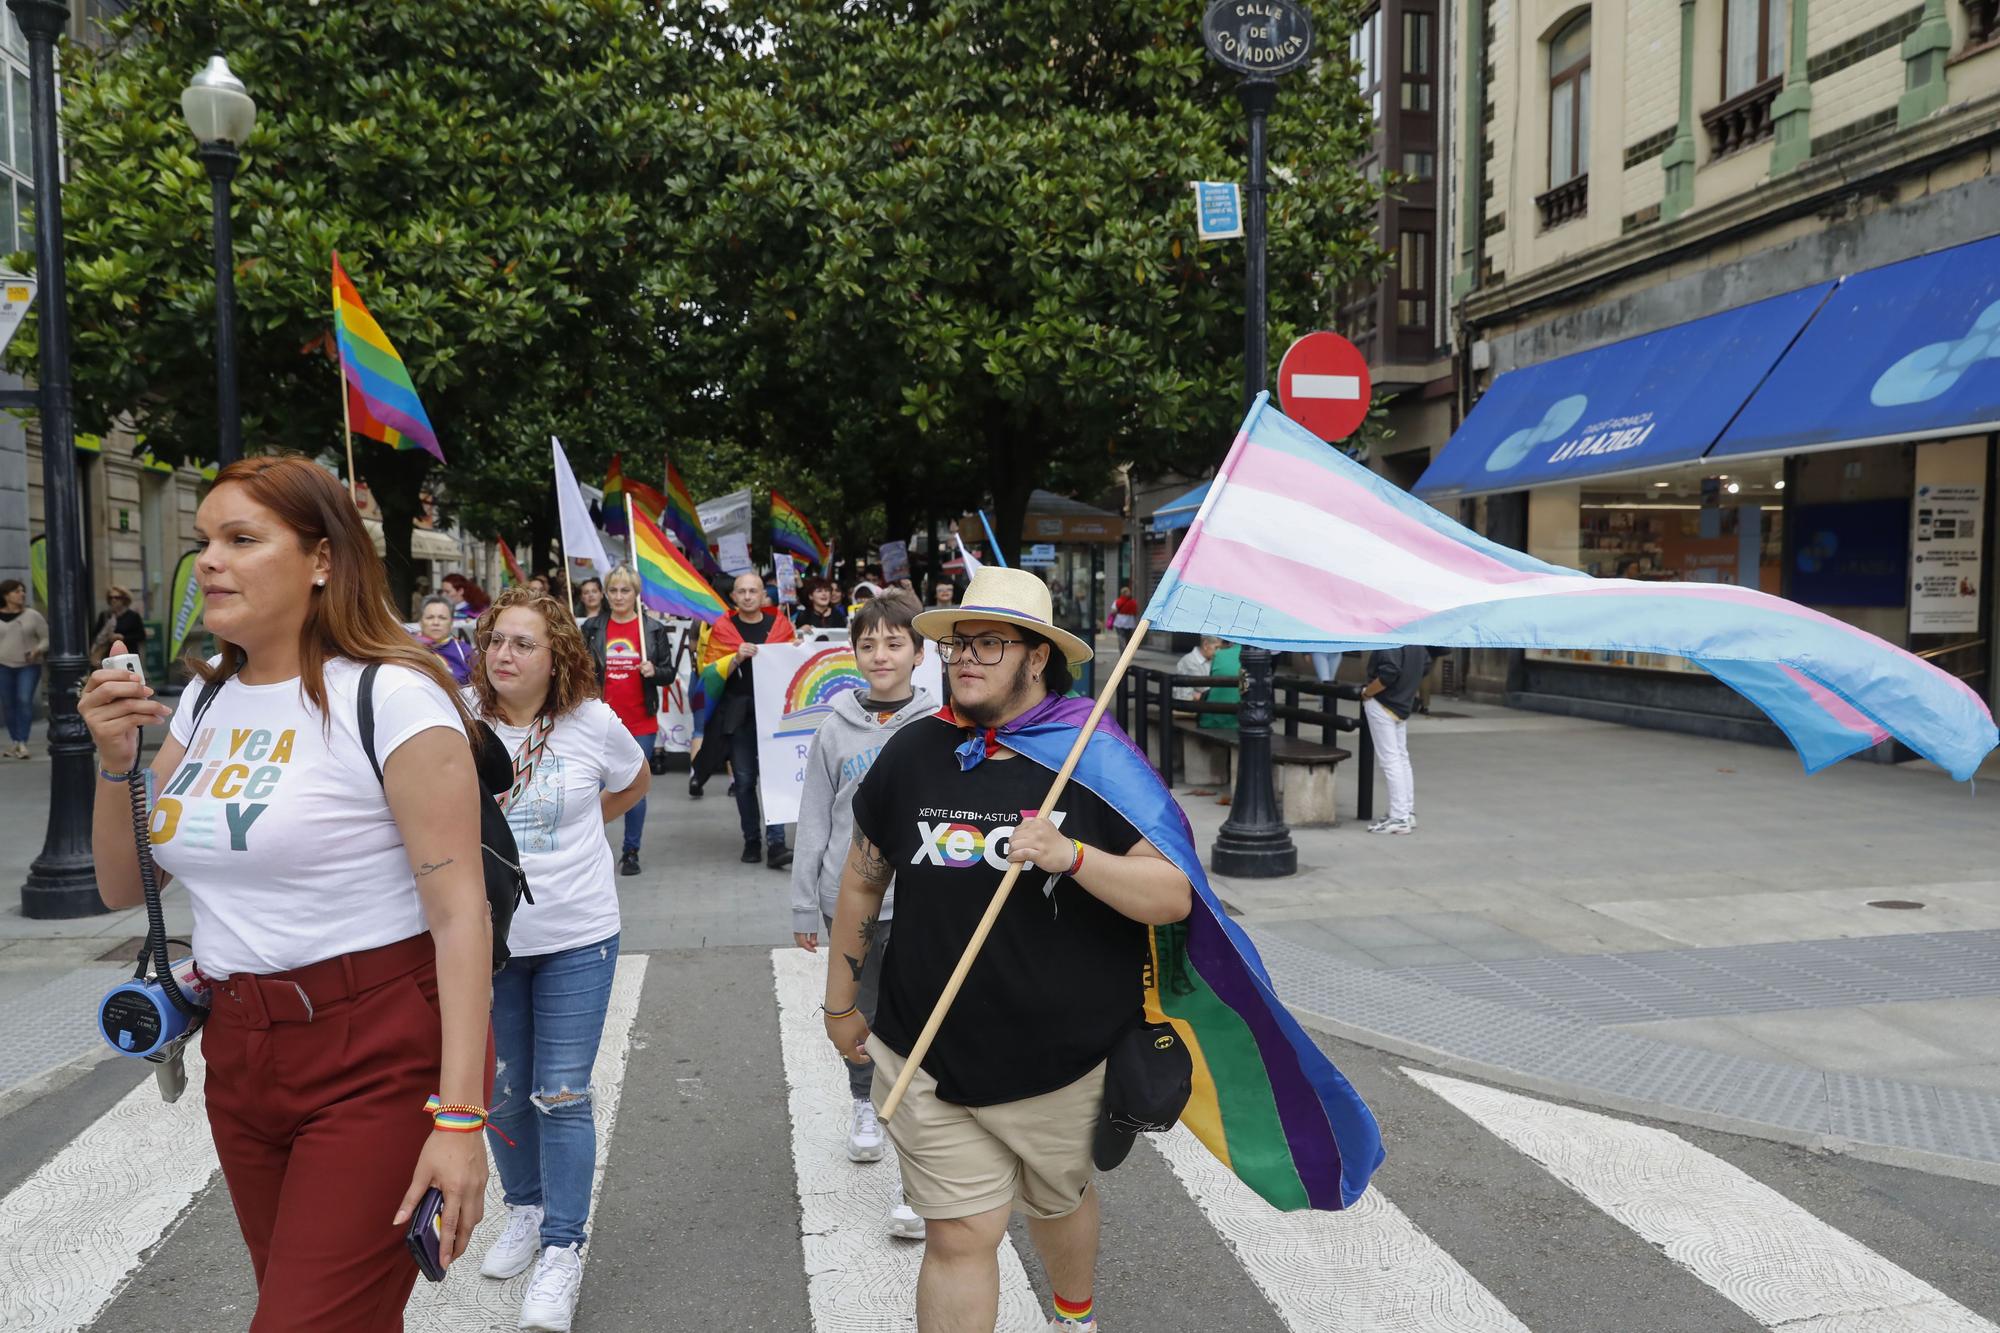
[936,634,1027,665]
[478,631,545,656]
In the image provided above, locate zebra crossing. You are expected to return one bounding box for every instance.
[0,944,1994,1332]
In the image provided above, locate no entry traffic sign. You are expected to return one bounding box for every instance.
[1278,331,1371,442]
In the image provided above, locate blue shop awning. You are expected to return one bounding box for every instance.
[1150,481,1210,532]
[1414,282,1835,500]
[1715,232,2000,460]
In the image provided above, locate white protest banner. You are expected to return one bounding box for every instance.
[879,539,910,585]
[774,552,798,604]
[751,639,944,825]
[654,620,695,754]
[717,531,754,576]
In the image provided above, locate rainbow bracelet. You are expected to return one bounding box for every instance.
[423,1094,488,1133]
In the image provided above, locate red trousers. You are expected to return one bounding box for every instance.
[202,933,493,1332]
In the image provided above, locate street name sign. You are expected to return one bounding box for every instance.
[1201,0,1315,77]
[1278,331,1371,442]
[1192,182,1244,240]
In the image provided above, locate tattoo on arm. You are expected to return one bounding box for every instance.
[415,859,456,879]
[848,826,893,888]
[858,913,881,955]
[844,953,866,983]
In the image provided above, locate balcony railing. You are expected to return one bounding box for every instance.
[1701,76,1782,158]
[1536,174,1588,230]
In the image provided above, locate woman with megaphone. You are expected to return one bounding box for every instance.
[77,454,496,1332]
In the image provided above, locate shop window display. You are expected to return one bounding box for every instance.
[1527,467,1785,672]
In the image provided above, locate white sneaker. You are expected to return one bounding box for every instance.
[1366,817,1414,835]
[847,1097,885,1162]
[887,1185,925,1240]
[1048,1319,1097,1331]
[518,1244,583,1332]
[480,1202,544,1279]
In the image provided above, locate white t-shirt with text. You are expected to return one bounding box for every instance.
[155,659,466,976]
[473,695,645,958]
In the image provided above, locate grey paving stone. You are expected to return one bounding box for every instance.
[1244,926,2000,1167]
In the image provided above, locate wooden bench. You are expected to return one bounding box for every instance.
[1170,721,1351,827]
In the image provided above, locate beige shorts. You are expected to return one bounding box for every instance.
[866,1033,1104,1222]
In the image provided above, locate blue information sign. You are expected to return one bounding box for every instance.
[1193,182,1244,241]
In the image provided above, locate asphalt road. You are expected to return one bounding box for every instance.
[4,945,1995,1333]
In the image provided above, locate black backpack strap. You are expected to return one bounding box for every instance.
[185,670,233,734]
[357,663,384,785]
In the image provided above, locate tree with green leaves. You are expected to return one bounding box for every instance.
[22,0,707,603]
[678,0,1380,556]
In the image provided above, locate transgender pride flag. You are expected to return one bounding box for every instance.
[1146,395,1998,781]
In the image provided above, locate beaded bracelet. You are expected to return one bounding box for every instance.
[99,767,139,783]
[423,1094,488,1133]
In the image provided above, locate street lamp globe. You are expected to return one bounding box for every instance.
[180,53,256,147]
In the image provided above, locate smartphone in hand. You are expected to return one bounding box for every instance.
[405,1187,447,1282]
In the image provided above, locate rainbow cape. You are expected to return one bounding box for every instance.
[690,610,796,736]
[665,458,723,578]
[771,491,829,567]
[604,455,669,538]
[633,504,727,624]
[496,537,526,589]
[331,253,443,462]
[986,695,1384,1211]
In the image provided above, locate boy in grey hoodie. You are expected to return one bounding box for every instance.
[790,589,934,1238]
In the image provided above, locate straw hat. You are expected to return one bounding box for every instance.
[913,567,1094,667]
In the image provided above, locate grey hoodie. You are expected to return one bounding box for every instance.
[789,684,939,934]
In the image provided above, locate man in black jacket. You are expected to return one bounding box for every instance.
[1360,644,1429,835]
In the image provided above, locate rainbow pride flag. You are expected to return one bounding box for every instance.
[632,504,727,624]
[604,455,668,538]
[963,695,1383,1210]
[496,537,526,589]
[771,491,829,567]
[664,458,722,578]
[331,253,443,462]
[690,609,795,736]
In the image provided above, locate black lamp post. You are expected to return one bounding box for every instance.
[12,0,101,918]
[1201,2,1313,878]
[180,53,255,466]
[1209,77,1297,878]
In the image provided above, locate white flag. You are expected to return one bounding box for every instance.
[551,437,613,579]
[953,527,983,577]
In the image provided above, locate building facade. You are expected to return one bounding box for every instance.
[1416,0,2000,750]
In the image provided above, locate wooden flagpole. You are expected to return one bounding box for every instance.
[332,257,358,506]
[879,618,1155,1122]
[629,493,649,668]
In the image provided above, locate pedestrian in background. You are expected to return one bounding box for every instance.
[78,454,493,1329]
[90,585,146,667]
[791,589,933,1239]
[467,587,648,1331]
[1110,585,1139,647]
[0,578,47,759]
[443,573,491,620]
[581,567,673,876]
[691,571,797,867]
[929,579,955,609]
[1174,635,1223,706]
[797,577,847,630]
[1361,644,1429,835]
[416,595,476,686]
[574,577,604,625]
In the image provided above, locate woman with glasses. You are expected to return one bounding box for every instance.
[579,568,673,875]
[467,587,648,1331]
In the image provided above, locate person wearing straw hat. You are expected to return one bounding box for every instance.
[819,566,1192,1333]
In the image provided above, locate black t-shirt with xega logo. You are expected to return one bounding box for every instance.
[851,714,1148,1106]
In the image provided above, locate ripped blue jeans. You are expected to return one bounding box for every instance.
[489,934,620,1249]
